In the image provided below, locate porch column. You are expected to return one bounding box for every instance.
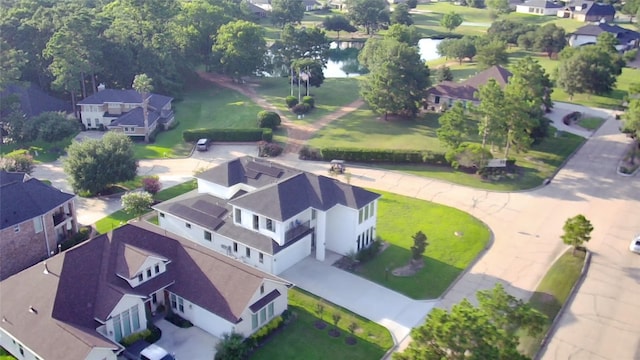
[315,211,327,261]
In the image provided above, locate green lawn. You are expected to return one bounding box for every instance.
[94,179,197,233]
[577,117,605,130]
[251,288,393,360]
[518,248,586,357]
[255,77,363,124]
[0,134,77,163]
[134,78,264,159]
[357,190,490,299]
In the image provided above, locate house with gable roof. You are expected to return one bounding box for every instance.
[424,65,513,111]
[0,223,291,360]
[77,85,174,138]
[557,1,615,22]
[0,170,77,281]
[568,23,640,51]
[515,0,564,16]
[153,156,381,275]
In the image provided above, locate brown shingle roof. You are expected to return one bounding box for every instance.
[0,223,289,360]
[426,65,513,102]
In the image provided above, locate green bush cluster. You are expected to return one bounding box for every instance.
[302,96,315,108]
[165,312,193,328]
[302,148,447,165]
[285,96,299,108]
[257,111,282,130]
[60,226,92,251]
[183,128,272,142]
[356,239,382,263]
[292,103,312,115]
[248,315,284,346]
[119,325,161,347]
[258,141,283,157]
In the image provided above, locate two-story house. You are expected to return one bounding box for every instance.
[0,171,77,280]
[0,223,291,360]
[569,23,640,52]
[153,156,381,275]
[77,85,174,138]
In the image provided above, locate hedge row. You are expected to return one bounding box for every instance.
[183,128,272,142]
[302,147,447,165]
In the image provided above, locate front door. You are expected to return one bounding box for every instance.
[311,229,316,254]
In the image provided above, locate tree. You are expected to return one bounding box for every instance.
[271,0,305,28]
[384,24,421,46]
[436,66,454,82]
[142,175,162,195]
[437,102,470,149]
[359,38,431,119]
[475,79,506,151]
[441,12,463,32]
[270,24,331,72]
[533,24,567,58]
[391,3,413,25]
[596,32,619,53]
[437,37,476,64]
[476,40,508,69]
[410,231,428,261]
[213,20,267,81]
[395,284,545,360]
[561,214,594,255]
[510,56,554,113]
[121,191,154,219]
[623,99,640,139]
[214,332,249,360]
[407,0,418,9]
[64,132,138,196]
[488,20,537,47]
[0,152,35,174]
[445,143,493,169]
[621,0,639,22]
[322,15,357,40]
[315,301,326,321]
[132,74,154,143]
[555,45,623,99]
[346,0,390,35]
[0,39,25,91]
[291,57,326,92]
[486,0,510,14]
[332,312,342,330]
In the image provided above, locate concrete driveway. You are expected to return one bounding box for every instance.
[154,319,219,359]
[280,252,438,344]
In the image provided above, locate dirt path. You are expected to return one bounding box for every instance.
[196,71,363,154]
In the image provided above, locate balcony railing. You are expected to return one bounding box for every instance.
[52,212,68,226]
[285,220,312,243]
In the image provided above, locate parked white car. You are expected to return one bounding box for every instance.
[630,235,640,254]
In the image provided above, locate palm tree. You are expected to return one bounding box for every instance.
[132,74,153,143]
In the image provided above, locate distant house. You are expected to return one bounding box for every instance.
[0,223,291,360]
[424,65,513,111]
[248,0,272,12]
[515,0,564,16]
[154,156,381,275]
[0,171,77,280]
[569,23,640,51]
[77,85,174,138]
[557,1,615,22]
[246,1,268,17]
[0,82,72,118]
[302,0,321,10]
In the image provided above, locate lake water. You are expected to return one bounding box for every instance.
[325,38,443,78]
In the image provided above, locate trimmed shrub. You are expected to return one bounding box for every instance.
[258,141,283,157]
[356,240,381,262]
[165,312,193,328]
[285,96,299,108]
[302,96,315,108]
[249,316,284,345]
[119,325,161,347]
[257,111,282,130]
[261,128,273,142]
[183,128,269,142]
[317,148,447,165]
[299,146,322,160]
[292,103,311,115]
[142,175,162,195]
[60,226,92,251]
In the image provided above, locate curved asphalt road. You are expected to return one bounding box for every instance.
[32,103,639,359]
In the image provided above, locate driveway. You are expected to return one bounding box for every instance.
[154,319,219,359]
[279,252,438,344]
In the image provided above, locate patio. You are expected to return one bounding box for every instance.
[154,319,220,359]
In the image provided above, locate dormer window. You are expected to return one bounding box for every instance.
[146,268,152,277]
[155,264,160,274]
[266,219,274,231]
[137,273,143,281]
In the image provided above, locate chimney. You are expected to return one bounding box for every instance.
[97,83,106,91]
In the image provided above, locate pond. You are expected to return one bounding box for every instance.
[325,38,443,78]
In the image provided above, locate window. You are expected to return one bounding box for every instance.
[19,345,24,356]
[252,313,258,329]
[268,302,274,318]
[159,213,165,218]
[266,218,274,231]
[253,215,259,230]
[246,247,251,258]
[185,223,191,229]
[259,253,264,264]
[370,202,375,217]
[171,294,177,310]
[233,242,238,252]
[146,268,152,278]
[13,225,19,233]
[364,205,369,220]
[358,209,363,224]
[154,264,160,274]
[178,297,184,313]
[204,231,212,241]
[131,305,140,331]
[311,209,316,220]
[260,307,267,324]
[260,284,265,294]
[235,208,242,223]
[138,273,143,282]
[152,293,157,304]
[122,309,132,337]
[34,217,43,234]
[113,315,122,341]
[434,96,440,104]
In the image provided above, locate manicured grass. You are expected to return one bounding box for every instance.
[134,78,264,159]
[94,179,197,233]
[0,134,77,163]
[255,77,363,124]
[251,288,393,360]
[518,248,586,357]
[577,117,605,130]
[357,190,490,299]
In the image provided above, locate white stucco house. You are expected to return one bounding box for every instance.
[568,23,640,52]
[154,156,381,275]
[76,85,174,138]
[515,0,563,16]
[0,223,291,360]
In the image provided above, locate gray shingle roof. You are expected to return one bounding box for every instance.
[573,23,640,44]
[426,65,512,102]
[0,83,72,117]
[110,107,160,127]
[521,0,564,9]
[0,223,289,360]
[0,172,75,230]
[77,89,172,111]
[196,157,299,188]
